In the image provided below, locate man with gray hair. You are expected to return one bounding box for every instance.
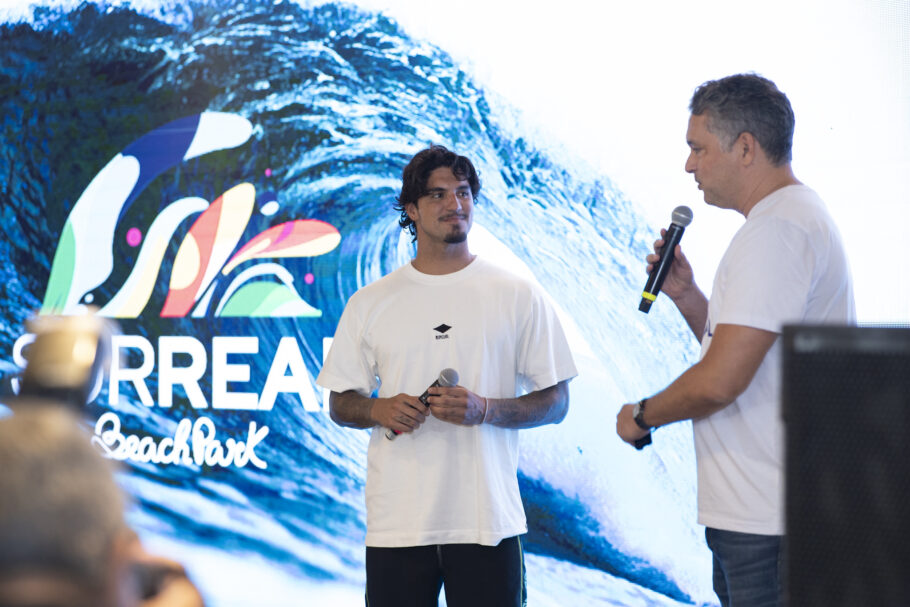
[616,73,855,606]
[0,407,207,607]
[0,407,130,606]
[0,311,205,607]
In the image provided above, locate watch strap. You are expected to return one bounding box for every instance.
[633,398,651,430]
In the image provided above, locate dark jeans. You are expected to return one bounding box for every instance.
[365,536,526,607]
[705,527,786,607]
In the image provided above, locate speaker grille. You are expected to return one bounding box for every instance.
[783,325,910,606]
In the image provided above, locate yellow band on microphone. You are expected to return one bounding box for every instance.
[640,292,657,302]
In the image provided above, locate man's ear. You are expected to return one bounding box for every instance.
[406,201,419,222]
[737,132,757,166]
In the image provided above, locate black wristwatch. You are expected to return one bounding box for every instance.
[632,398,652,430]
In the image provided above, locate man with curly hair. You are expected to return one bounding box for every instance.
[319,144,577,607]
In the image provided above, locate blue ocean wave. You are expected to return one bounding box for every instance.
[1,1,712,604]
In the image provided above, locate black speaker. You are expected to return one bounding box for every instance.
[782,325,910,607]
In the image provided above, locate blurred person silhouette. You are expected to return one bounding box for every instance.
[0,311,204,607]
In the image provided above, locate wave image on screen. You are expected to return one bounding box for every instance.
[0,1,713,605]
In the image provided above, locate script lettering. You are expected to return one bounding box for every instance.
[92,412,269,469]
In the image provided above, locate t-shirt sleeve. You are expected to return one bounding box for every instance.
[714,217,815,333]
[516,285,578,392]
[315,296,379,396]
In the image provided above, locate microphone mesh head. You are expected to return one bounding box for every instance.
[671,205,693,227]
[439,368,459,387]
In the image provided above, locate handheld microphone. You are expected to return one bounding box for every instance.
[385,368,459,440]
[639,205,693,313]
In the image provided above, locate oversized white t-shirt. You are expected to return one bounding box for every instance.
[317,256,577,547]
[695,185,855,535]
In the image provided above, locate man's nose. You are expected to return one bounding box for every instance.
[684,153,696,173]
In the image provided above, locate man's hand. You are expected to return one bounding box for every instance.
[427,385,486,426]
[648,228,708,339]
[616,403,650,446]
[138,560,205,607]
[647,228,695,301]
[123,532,205,607]
[370,393,429,434]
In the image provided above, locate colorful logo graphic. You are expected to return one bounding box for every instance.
[41,112,340,318]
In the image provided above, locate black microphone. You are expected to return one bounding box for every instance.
[639,205,693,313]
[385,368,459,440]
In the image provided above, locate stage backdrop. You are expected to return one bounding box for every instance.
[1,1,907,606]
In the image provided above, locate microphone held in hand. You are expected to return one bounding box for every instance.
[639,205,693,313]
[385,368,459,440]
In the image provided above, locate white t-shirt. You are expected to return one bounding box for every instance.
[695,185,855,535]
[317,256,577,547]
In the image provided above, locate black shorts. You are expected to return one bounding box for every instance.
[365,535,526,607]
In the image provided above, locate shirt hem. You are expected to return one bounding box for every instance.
[365,526,528,548]
[698,514,783,536]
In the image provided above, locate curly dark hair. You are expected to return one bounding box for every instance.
[394,145,481,241]
[690,73,795,166]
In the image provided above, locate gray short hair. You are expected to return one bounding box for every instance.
[689,73,795,166]
[0,408,125,590]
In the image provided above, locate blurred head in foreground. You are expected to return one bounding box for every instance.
[0,407,131,607]
[1,312,204,606]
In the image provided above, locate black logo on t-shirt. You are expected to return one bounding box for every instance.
[434,324,451,340]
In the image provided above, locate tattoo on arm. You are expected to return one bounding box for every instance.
[485,380,570,429]
[329,390,375,429]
